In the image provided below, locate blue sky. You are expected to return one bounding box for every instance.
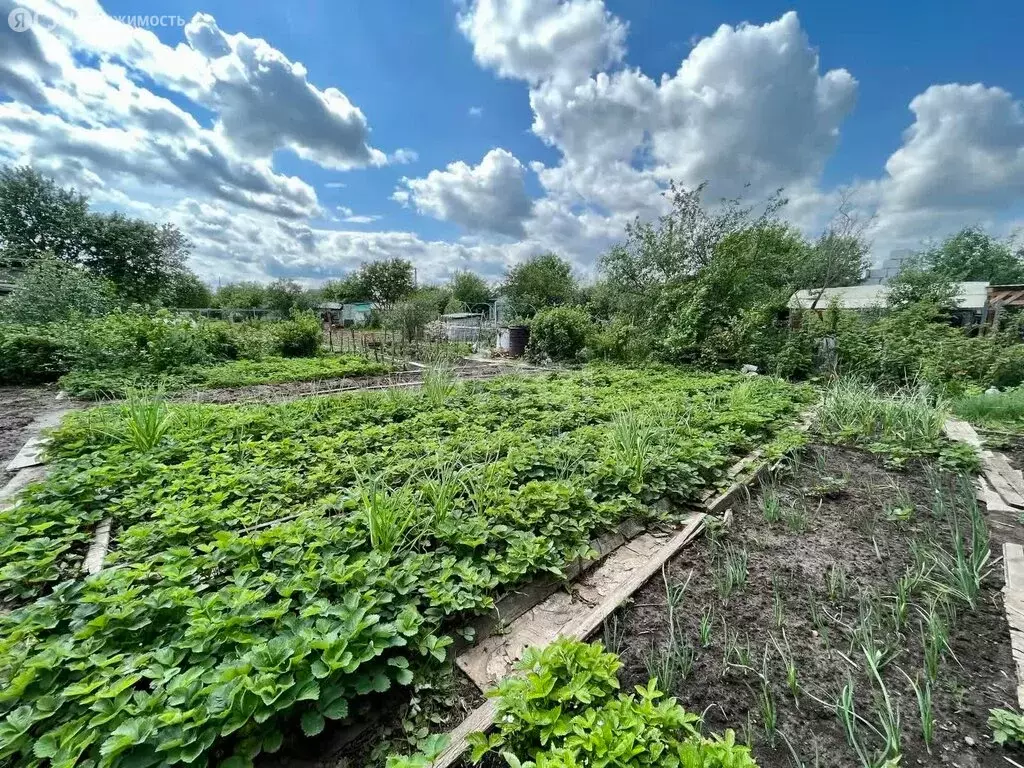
[2,0,1023,284]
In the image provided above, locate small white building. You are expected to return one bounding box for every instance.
[789,281,990,324]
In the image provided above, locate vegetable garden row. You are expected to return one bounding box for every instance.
[0,368,812,767]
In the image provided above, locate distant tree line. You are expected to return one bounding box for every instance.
[4,165,1023,363]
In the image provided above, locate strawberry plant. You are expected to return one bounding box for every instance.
[465,639,757,768]
[0,367,808,767]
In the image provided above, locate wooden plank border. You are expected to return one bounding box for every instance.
[433,514,707,768]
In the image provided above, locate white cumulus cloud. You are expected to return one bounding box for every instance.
[394,148,534,237]
[457,0,627,85]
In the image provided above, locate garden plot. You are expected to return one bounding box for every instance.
[600,443,1019,768]
[0,367,810,768]
[61,353,393,400]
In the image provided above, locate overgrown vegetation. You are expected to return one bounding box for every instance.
[0,368,808,767]
[0,310,328,389]
[954,387,1024,431]
[60,354,390,398]
[463,639,757,768]
[817,378,977,469]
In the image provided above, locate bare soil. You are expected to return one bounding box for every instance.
[172,360,534,406]
[0,386,58,487]
[608,445,1021,767]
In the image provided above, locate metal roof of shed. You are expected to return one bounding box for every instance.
[789,281,989,310]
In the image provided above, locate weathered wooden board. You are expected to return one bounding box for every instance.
[4,407,75,472]
[439,514,705,768]
[1004,542,1024,709]
[985,451,1024,509]
[0,465,47,510]
[944,417,984,448]
[84,518,113,575]
[458,518,646,652]
[458,529,678,688]
[944,418,1024,511]
[431,700,498,768]
[5,436,50,471]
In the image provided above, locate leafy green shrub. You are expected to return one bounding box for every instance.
[221,320,276,360]
[272,312,322,357]
[0,324,72,383]
[779,304,1024,393]
[988,345,1024,390]
[585,318,653,363]
[528,306,592,362]
[60,311,219,373]
[0,257,116,324]
[0,311,327,387]
[467,639,756,768]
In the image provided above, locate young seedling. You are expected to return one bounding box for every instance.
[741,711,755,749]
[602,614,625,656]
[807,588,826,632]
[714,544,748,602]
[721,621,752,675]
[759,677,778,748]
[699,605,714,648]
[863,645,901,762]
[771,630,800,706]
[919,598,954,684]
[898,668,934,753]
[883,482,915,523]
[643,634,695,692]
[826,562,848,602]
[784,503,808,533]
[760,480,782,523]
[778,729,822,768]
[419,458,461,527]
[835,676,869,766]
[771,572,786,629]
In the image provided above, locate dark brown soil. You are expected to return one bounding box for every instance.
[0,386,58,487]
[605,445,1021,767]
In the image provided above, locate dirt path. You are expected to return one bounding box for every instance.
[0,386,61,487]
[167,360,538,405]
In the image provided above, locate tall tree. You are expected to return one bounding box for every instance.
[160,269,212,308]
[801,193,872,308]
[501,253,577,318]
[358,258,414,310]
[320,274,367,304]
[449,270,492,310]
[600,183,788,321]
[265,279,307,314]
[0,166,89,266]
[83,214,190,304]
[925,226,1024,284]
[215,281,267,309]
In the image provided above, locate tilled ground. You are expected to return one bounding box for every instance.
[609,445,1022,767]
[162,360,536,405]
[0,385,59,487]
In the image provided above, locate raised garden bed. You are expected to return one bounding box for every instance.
[606,443,1022,767]
[0,367,811,768]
